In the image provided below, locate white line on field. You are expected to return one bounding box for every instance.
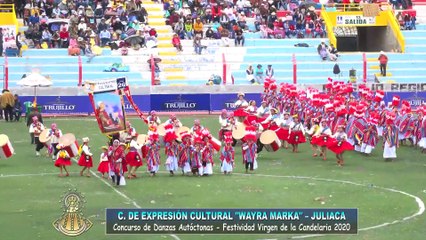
[233,173,425,239]
[0,172,79,178]
[70,159,181,240]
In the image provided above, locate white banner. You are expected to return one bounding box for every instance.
[85,78,127,93]
[336,15,376,25]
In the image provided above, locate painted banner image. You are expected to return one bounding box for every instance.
[92,91,126,134]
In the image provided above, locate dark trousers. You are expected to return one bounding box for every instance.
[14,111,21,121]
[52,143,59,157]
[380,63,387,76]
[245,162,253,171]
[3,105,13,121]
[35,137,45,152]
[257,139,264,153]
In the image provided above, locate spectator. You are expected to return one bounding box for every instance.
[184,20,193,39]
[205,26,215,39]
[255,64,264,84]
[16,32,23,57]
[328,44,339,61]
[0,89,15,122]
[193,18,204,38]
[78,19,87,32]
[13,94,22,122]
[41,28,52,47]
[265,65,274,78]
[59,27,69,48]
[314,20,324,38]
[29,13,40,25]
[193,35,202,55]
[99,28,111,47]
[85,44,95,63]
[317,42,328,61]
[378,51,388,77]
[246,65,255,84]
[23,4,31,26]
[220,27,230,47]
[52,31,60,48]
[237,12,247,30]
[235,26,245,47]
[172,34,183,51]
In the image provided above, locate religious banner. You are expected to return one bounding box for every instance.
[86,78,128,134]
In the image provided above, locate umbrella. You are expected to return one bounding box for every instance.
[17,72,52,105]
[124,35,144,46]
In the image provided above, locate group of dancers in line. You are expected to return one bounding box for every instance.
[227,78,426,164]
[26,78,426,181]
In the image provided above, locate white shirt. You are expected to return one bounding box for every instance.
[262,114,281,125]
[100,152,109,162]
[332,132,347,140]
[314,126,332,137]
[49,129,63,144]
[29,122,45,135]
[280,118,292,127]
[129,139,142,150]
[289,122,305,135]
[219,115,228,127]
[245,105,256,114]
[234,99,248,108]
[257,105,270,117]
[147,116,161,125]
[82,145,93,156]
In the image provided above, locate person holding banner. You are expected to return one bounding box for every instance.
[288,115,306,153]
[146,131,161,176]
[126,132,143,179]
[29,116,45,157]
[78,137,93,177]
[220,132,235,175]
[178,131,193,175]
[109,139,126,186]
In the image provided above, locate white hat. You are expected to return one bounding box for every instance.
[82,137,90,142]
[380,51,384,54]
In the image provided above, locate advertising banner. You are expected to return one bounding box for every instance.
[210,93,262,112]
[150,94,210,112]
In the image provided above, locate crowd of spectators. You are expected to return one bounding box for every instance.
[13,0,157,56]
[0,0,417,56]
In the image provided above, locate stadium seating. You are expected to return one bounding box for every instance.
[2,25,426,87]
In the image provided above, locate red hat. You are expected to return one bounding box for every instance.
[324,103,334,112]
[224,131,233,144]
[401,100,411,113]
[244,126,257,141]
[374,90,384,103]
[369,112,380,125]
[170,113,176,120]
[392,95,400,107]
[270,82,277,91]
[164,124,178,142]
[180,131,191,141]
[148,131,159,141]
[354,105,365,118]
[386,112,396,124]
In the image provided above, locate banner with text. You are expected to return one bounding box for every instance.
[106,208,358,235]
[20,92,426,115]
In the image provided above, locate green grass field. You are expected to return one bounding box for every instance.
[0,116,425,240]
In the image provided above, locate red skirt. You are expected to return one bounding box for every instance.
[121,158,128,172]
[244,115,258,125]
[78,155,93,167]
[97,161,110,173]
[327,139,354,154]
[287,131,306,144]
[141,146,148,159]
[126,151,143,167]
[234,108,248,117]
[311,135,331,146]
[270,125,289,141]
[55,157,72,167]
